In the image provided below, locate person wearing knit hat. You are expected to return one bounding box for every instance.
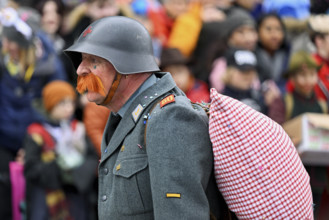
[284,50,321,78]
[42,80,77,116]
[223,8,258,51]
[24,80,98,220]
[207,8,258,93]
[283,50,326,119]
[279,50,327,122]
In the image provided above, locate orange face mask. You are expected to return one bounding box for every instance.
[76,73,106,96]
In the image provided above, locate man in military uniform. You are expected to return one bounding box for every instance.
[65,16,229,219]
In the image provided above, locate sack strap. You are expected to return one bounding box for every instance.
[143,100,160,148]
[284,93,294,120]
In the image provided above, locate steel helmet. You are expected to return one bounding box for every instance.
[64,16,160,74]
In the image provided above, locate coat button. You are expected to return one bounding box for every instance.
[104,168,108,175]
[102,195,107,201]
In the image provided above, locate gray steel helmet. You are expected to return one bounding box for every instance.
[64,16,160,74]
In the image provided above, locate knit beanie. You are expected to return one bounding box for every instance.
[222,8,256,40]
[42,80,77,112]
[284,50,321,78]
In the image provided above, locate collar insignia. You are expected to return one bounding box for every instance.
[132,104,144,122]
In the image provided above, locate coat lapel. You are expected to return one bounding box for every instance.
[100,115,135,163]
[99,72,177,164]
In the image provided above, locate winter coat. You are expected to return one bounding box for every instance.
[0,31,67,152]
[98,72,230,219]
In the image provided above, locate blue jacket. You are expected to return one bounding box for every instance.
[0,31,67,152]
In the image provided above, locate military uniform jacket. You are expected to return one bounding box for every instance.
[98,72,216,219]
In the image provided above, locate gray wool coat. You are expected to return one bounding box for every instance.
[98,72,226,220]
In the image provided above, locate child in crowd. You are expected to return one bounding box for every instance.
[283,50,327,121]
[160,47,210,103]
[255,12,291,93]
[207,8,258,92]
[24,80,98,220]
[282,50,328,220]
[221,48,280,114]
[308,14,329,104]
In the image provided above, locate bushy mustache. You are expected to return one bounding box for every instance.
[76,73,106,96]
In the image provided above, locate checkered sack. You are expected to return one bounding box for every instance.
[208,88,313,219]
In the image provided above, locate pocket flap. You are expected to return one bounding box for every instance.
[113,155,148,178]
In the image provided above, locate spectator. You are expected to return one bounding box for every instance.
[166,0,206,58]
[308,14,329,104]
[255,12,291,93]
[0,7,66,219]
[283,50,327,122]
[221,48,280,114]
[147,0,189,47]
[36,0,66,55]
[282,50,328,220]
[36,0,76,85]
[207,8,258,92]
[261,0,312,54]
[24,80,98,220]
[160,47,210,103]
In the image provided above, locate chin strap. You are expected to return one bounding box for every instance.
[101,73,122,105]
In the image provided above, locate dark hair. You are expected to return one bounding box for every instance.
[36,0,65,17]
[309,30,326,45]
[307,21,328,45]
[256,12,288,50]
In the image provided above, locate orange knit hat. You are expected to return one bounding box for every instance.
[42,80,77,112]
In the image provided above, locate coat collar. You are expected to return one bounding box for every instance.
[100,72,176,163]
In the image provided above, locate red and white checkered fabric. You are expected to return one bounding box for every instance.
[208,89,313,219]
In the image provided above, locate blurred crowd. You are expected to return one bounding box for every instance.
[1,0,329,219]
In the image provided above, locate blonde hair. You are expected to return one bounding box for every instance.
[20,46,36,70]
[1,39,36,82]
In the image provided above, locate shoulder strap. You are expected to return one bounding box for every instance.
[284,93,294,120]
[143,99,211,147]
[27,123,55,149]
